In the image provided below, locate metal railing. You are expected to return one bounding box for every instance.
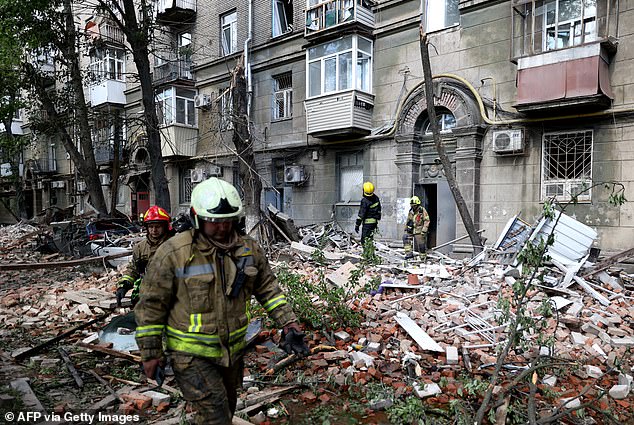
[153,60,193,85]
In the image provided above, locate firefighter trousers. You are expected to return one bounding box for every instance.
[360,223,378,245]
[171,353,244,425]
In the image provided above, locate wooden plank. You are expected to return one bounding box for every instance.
[582,247,634,278]
[394,312,443,352]
[58,347,83,388]
[76,342,141,362]
[0,250,131,271]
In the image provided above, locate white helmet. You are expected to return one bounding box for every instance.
[190,177,243,229]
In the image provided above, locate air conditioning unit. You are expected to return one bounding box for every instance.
[194,94,212,109]
[190,168,207,183]
[51,181,65,189]
[284,165,305,184]
[77,181,87,192]
[99,173,111,186]
[492,129,524,154]
[208,164,222,177]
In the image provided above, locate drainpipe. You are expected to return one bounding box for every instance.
[244,0,253,119]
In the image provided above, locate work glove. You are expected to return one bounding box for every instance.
[115,286,128,307]
[280,325,310,357]
[354,225,360,234]
[142,358,165,386]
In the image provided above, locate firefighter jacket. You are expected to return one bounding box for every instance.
[118,233,171,290]
[134,229,298,366]
[355,193,382,227]
[405,207,430,235]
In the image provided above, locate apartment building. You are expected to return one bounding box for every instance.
[3,0,633,254]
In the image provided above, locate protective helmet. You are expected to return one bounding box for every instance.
[410,195,421,205]
[363,181,374,196]
[143,205,171,224]
[190,177,243,229]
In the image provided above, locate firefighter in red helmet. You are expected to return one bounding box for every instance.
[116,206,173,307]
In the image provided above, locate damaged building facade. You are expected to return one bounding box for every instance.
[2,0,633,253]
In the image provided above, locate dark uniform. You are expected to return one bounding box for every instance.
[355,193,382,244]
[135,229,297,425]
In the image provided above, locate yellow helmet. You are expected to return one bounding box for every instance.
[410,195,421,205]
[363,181,374,196]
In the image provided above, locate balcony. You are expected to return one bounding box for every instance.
[515,43,613,113]
[305,90,374,138]
[94,142,124,166]
[160,125,197,157]
[305,0,374,39]
[90,79,126,106]
[155,0,196,25]
[153,60,193,87]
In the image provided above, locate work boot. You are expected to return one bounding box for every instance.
[404,252,415,260]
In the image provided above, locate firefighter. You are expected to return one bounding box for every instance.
[355,181,382,244]
[135,177,309,425]
[403,195,430,258]
[115,206,173,307]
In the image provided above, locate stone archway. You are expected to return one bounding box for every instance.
[394,78,486,246]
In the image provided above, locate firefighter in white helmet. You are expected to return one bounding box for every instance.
[135,177,309,424]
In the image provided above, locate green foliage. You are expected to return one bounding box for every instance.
[361,233,381,265]
[386,397,426,425]
[277,264,361,331]
[457,376,489,398]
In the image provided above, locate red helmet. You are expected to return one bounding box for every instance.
[143,206,171,226]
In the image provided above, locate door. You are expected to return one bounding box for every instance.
[415,181,456,254]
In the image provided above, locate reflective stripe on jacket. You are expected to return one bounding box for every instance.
[356,194,382,226]
[405,207,430,235]
[135,229,297,366]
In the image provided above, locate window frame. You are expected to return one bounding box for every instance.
[221,10,238,56]
[541,129,593,202]
[272,0,293,38]
[306,34,373,99]
[425,0,460,33]
[89,48,125,82]
[218,88,233,131]
[336,150,363,203]
[156,86,197,127]
[180,167,193,204]
[272,72,293,121]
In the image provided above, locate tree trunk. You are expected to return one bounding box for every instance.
[119,0,171,212]
[419,27,482,252]
[231,57,262,236]
[110,111,122,215]
[61,0,109,215]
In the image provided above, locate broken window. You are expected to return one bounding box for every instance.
[511,0,615,59]
[273,72,293,120]
[425,0,460,33]
[337,151,363,202]
[221,10,237,55]
[423,109,457,134]
[541,130,593,202]
[273,0,293,37]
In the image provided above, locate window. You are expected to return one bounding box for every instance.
[426,0,459,32]
[512,0,603,58]
[541,130,592,202]
[307,35,372,98]
[273,0,293,37]
[273,73,293,120]
[218,88,233,130]
[89,48,125,82]
[180,168,193,204]
[337,151,363,202]
[423,110,457,134]
[221,11,237,55]
[156,87,197,126]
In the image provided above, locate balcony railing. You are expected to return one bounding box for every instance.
[161,125,197,157]
[305,0,374,37]
[305,89,374,138]
[153,60,193,86]
[101,23,125,45]
[155,0,197,25]
[90,79,126,106]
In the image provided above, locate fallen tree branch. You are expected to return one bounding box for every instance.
[58,347,83,388]
[77,342,141,363]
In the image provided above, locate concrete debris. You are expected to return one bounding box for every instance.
[608,384,631,400]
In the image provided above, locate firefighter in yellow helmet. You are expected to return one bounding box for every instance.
[116,206,173,307]
[135,178,309,425]
[355,181,382,244]
[403,195,430,258]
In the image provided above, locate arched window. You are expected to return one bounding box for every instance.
[422,108,456,134]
